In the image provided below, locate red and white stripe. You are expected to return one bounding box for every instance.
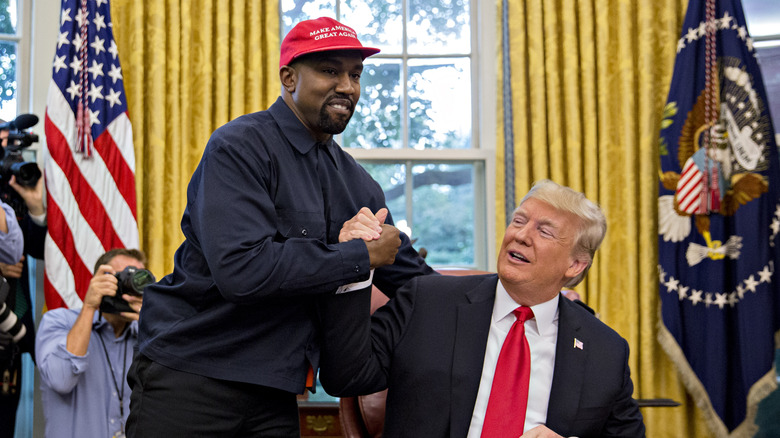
[43,82,139,310]
[676,158,706,215]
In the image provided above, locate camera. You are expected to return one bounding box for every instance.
[0,277,26,347]
[0,114,41,218]
[99,266,156,314]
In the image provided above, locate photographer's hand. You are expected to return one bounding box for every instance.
[119,293,143,321]
[0,256,24,279]
[66,265,117,356]
[9,174,45,217]
[82,265,118,311]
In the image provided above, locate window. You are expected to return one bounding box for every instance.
[0,0,20,121]
[281,0,493,269]
[741,1,780,434]
[0,0,39,164]
[743,0,780,134]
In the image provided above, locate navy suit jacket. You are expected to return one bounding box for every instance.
[318,273,645,438]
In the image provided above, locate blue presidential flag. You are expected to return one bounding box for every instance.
[657,0,780,435]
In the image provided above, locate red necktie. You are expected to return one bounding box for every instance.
[481,306,535,438]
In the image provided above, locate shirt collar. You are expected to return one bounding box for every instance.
[268,96,339,163]
[91,312,138,338]
[493,281,560,335]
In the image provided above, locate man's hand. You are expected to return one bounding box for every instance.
[365,224,401,269]
[339,207,388,242]
[119,293,143,321]
[82,264,119,312]
[520,425,564,438]
[0,256,24,279]
[9,175,45,217]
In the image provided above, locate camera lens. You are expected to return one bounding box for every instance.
[0,302,26,343]
[11,162,42,187]
[129,269,156,295]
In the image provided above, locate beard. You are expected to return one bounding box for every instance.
[318,102,353,134]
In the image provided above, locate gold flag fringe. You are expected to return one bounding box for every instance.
[657,306,779,438]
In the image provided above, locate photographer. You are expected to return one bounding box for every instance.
[35,248,149,438]
[0,119,44,438]
[0,200,22,264]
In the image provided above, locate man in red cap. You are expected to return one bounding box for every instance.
[126,17,433,437]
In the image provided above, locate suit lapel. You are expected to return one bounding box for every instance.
[449,275,497,438]
[545,297,588,430]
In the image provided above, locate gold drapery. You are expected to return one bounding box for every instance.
[497,0,712,435]
[111,0,279,276]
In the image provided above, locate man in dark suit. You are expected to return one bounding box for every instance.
[318,179,645,438]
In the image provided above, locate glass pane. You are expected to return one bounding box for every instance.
[344,59,402,149]
[756,44,780,132]
[411,163,474,266]
[408,58,471,150]
[360,162,407,227]
[743,0,780,38]
[407,0,470,55]
[341,0,402,54]
[0,41,17,121]
[0,0,17,35]
[280,0,336,36]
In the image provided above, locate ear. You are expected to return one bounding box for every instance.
[565,257,589,280]
[280,66,297,93]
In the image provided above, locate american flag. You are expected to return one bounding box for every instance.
[43,0,139,309]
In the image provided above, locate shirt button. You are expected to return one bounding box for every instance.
[301,228,307,236]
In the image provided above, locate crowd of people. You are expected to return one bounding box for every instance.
[1,126,47,438]
[0,16,645,438]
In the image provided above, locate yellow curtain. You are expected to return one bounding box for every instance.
[497,0,712,435]
[111,0,279,277]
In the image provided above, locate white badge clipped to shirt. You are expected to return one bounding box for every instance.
[113,431,126,438]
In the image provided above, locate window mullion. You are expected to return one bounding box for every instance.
[405,160,413,234]
[402,0,409,151]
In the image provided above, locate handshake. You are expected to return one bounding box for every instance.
[339,207,401,269]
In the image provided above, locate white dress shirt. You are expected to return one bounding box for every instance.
[467,281,560,437]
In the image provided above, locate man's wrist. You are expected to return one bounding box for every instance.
[336,269,375,294]
[28,208,46,225]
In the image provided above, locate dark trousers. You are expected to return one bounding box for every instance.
[0,353,21,438]
[0,277,35,438]
[126,353,300,437]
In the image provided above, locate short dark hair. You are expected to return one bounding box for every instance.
[93,248,147,274]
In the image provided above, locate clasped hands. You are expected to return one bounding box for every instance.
[339,207,400,269]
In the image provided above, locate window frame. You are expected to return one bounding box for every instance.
[282,0,498,270]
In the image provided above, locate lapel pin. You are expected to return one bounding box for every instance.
[574,338,584,350]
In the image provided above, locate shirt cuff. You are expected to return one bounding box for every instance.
[336,269,374,294]
[29,210,47,226]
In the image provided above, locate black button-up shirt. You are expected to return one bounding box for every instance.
[138,97,432,393]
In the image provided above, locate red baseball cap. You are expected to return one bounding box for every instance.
[280,17,380,68]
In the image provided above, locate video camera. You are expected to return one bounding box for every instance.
[1,276,27,353]
[99,266,156,314]
[0,114,41,218]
